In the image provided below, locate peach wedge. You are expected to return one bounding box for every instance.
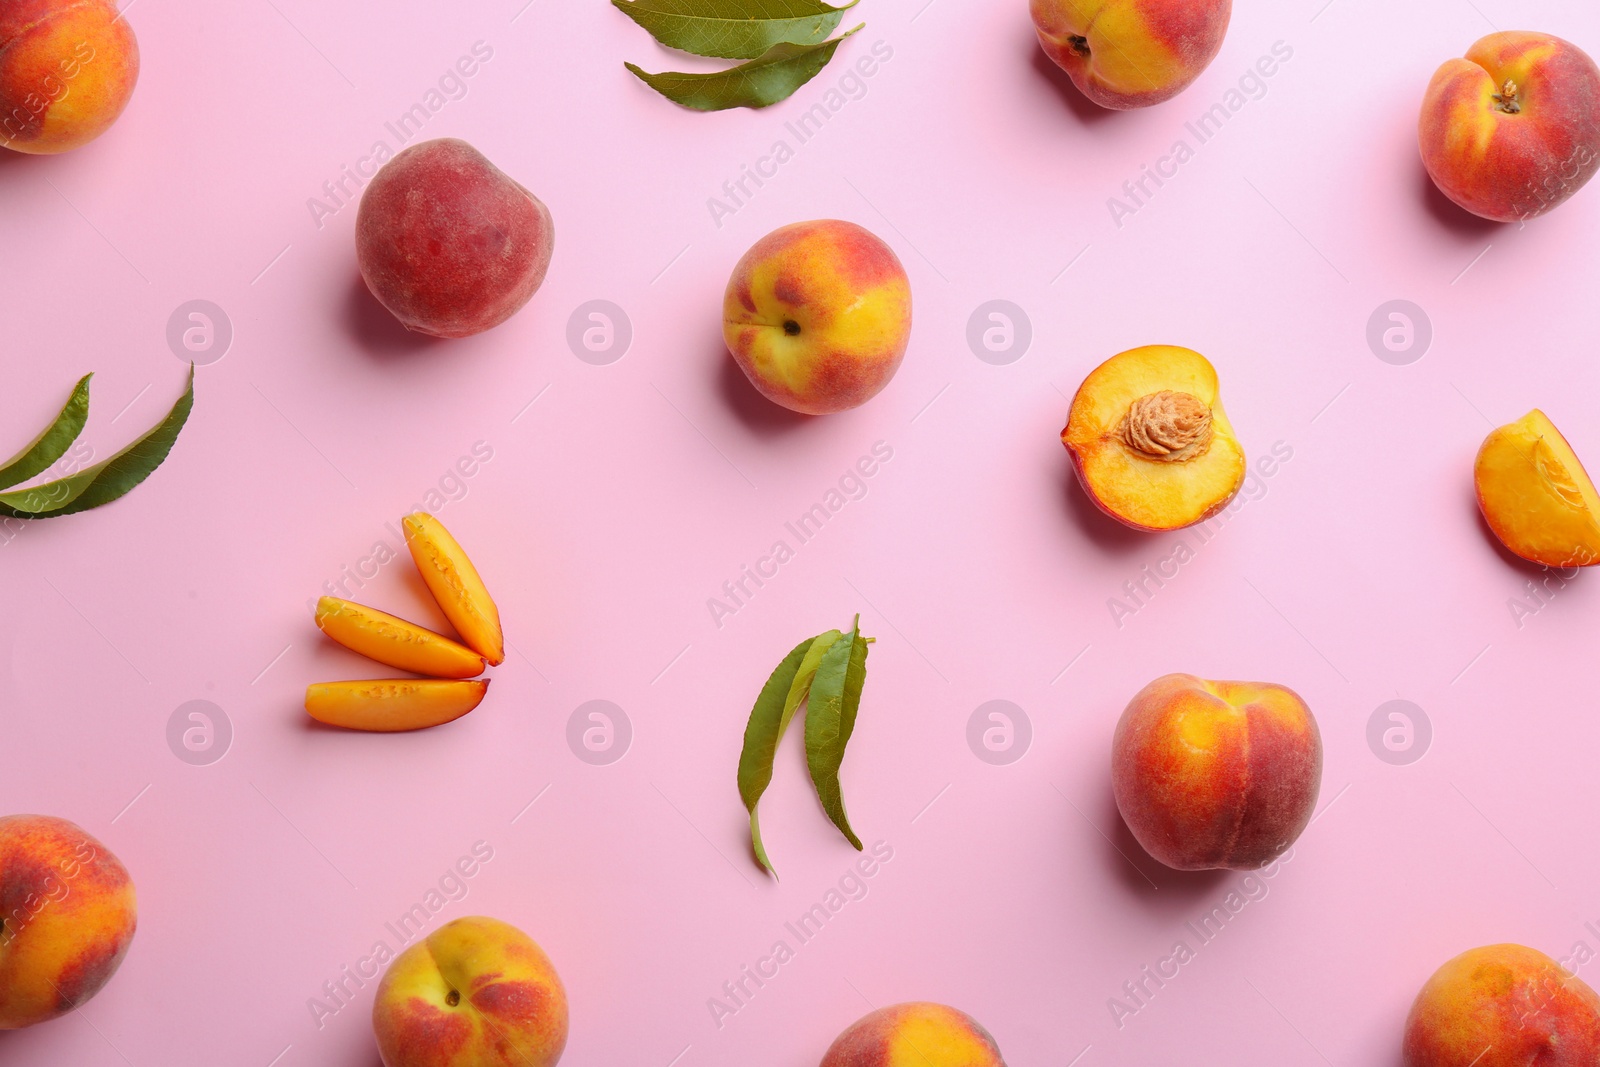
[305,679,489,732]
[1063,345,1246,531]
[403,513,504,666]
[1475,410,1600,567]
[314,597,486,679]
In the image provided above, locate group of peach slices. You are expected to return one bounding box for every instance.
[306,514,504,732]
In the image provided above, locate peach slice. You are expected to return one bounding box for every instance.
[1475,410,1600,568]
[305,679,488,732]
[1062,345,1246,531]
[403,513,504,666]
[314,597,486,679]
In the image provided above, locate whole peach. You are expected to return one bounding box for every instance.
[819,1002,1006,1067]
[1031,0,1231,109]
[1111,673,1321,870]
[723,219,912,415]
[1403,944,1600,1067]
[357,138,555,339]
[0,815,137,1029]
[0,0,139,154]
[372,915,567,1067]
[1420,32,1600,222]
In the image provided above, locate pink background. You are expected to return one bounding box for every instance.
[5,0,1600,1064]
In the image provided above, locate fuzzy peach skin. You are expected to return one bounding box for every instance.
[1403,944,1600,1067]
[373,916,568,1067]
[357,138,555,338]
[819,1003,1006,1067]
[723,220,912,415]
[0,815,136,1029]
[0,0,138,154]
[1031,0,1231,109]
[1420,32,1600,222]
[1112,674,1321,871]
[1475,410,1600,567]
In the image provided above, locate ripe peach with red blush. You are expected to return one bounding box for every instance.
[1420,31,1600,221]
[357,138,555,339]
[1404,944,1600,1067]
[819,1002,1006,1067]
[1112,674,1321,871]
[0,815,137,1029]
[1031,0,1232,109]
[0,0,139,154]
[372,915,567,1067]
[723,219,912,415]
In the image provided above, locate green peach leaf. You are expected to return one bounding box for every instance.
[804,614,867,850]
[612,0,858,60]
[737,636,814,878]
[0,366,194,519]
[737,629,842,877]
[781,629,841,736]
[625,25,861,111]
[0,374,92,491]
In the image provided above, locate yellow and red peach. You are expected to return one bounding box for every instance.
[819,1002,1006,1067]
[1475,409,1600,567]
[357,138,555,338]
[0,815,137,1029]
[1062,345,1246,531]
[373,915,568,1067]
[723,219,912,416]
[1112,674,1321,871]
[0,0,138,154]
[1031,0,1232,109]
[1420,31,1600,222]
[1403,944,1600,1067]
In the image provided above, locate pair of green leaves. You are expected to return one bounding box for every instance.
[738,615,870,878]
[614,0,863,111]
[0,369,195,520]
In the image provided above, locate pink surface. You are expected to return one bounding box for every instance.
[3,0,1600,1064]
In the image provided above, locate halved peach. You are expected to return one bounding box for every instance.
[304,679,488,732]
[403,512,504,666]
[1062,345,1246,531]
[1475,410,1600,568]
[314,597,485,679]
